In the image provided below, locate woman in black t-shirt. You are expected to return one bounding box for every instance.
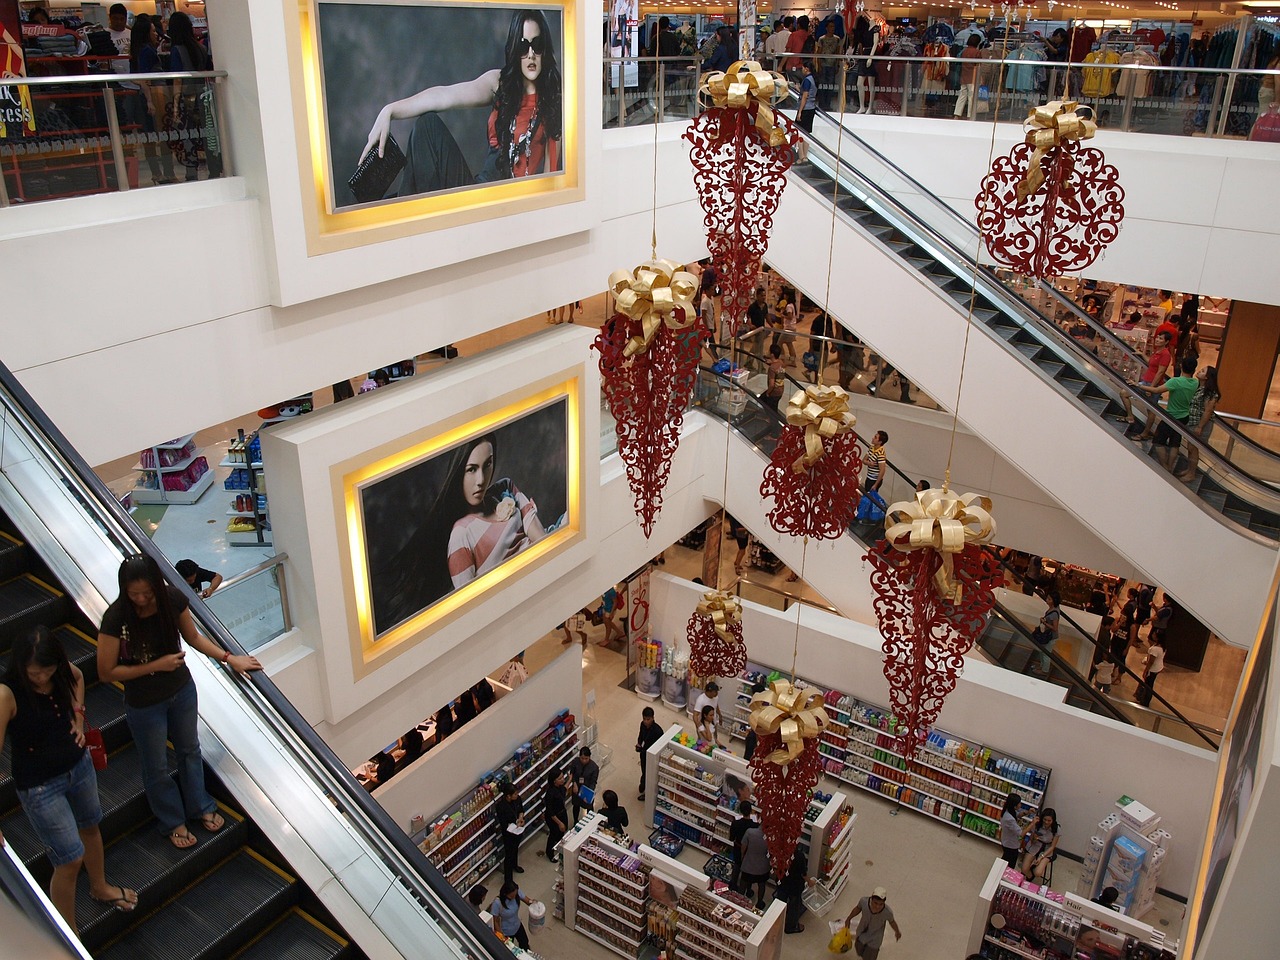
[97,555,261,849]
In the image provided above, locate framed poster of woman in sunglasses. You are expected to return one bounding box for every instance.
[311,2,566,211]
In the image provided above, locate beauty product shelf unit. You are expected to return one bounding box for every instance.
[803,792,855,898]
[415,710,578,893]
[562,815,650,959]
[644,725,753,857]
[728,663,1051,844]
[131,434,214,505]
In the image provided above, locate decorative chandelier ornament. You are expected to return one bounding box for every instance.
[975,100,1125,279]
[864,488,1002,763]
[759,384,863,539]
[685,590,747,679]
[684,61,798,335]
[592,259,700,537]
[747,680,828,877]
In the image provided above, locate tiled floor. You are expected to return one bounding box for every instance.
[508,598,1187,960]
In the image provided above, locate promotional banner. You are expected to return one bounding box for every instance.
[0,0,35,138]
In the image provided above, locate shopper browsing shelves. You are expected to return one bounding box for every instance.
[600,790,629,834]
[844,887,902,960]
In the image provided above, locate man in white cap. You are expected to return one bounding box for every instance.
[844,886,901,960]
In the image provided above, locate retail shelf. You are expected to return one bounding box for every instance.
[225,508,258,517]
[219,458,264,470]
[984,935,1041,960]
[155,434,196,449]
[133,450,200,473]
[579,887,644,923]
[226,528,271,547]
[575,918,640,959]
[676,906,752,945]
[581,877,646,909]
[652,812,722,854]
[131,469,214,505]
[658,760,721,795]
[654,796,719,831]
[576,903,642,942]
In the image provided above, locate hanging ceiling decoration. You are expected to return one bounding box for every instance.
[748,680,828,878]
[592,260,700,537]
[684,61,798,335]
[760,384,863,540]
[975,100,1124,279]
[865,489,1002,764]
[685,589,747,679]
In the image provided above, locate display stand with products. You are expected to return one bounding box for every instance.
[810,792,856,898]
[131,434,213,505]
[635,637,663,700]
[645,724,752,856]
[662,644,690,709]
[221,429,270,546]
[1074,797,1171,920]
[968,858,1177,960]
[562,814,650,958]
[414,709,578,893]
[728,662,1051,843]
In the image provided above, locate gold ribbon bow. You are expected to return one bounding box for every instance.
[884,488,997,603]
[748,680,829,765]
[700,60,790,147]
[784,384,856,473]
[608,258,698,358]
[695,590,742,645]
[1017,100,1097,203]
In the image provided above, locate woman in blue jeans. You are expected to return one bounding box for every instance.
[0,627,137,930]
[97,555,260,849]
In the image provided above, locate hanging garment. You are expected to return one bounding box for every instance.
[922,21,955,45]
[1081,49,1121,98]
[1115,50,1158,98]
[1006,44,1047,93]
[922,41,950,92]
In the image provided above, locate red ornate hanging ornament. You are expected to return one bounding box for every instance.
[760,384,863,539]
[747,681,827,878]
[684,61,799,334]
[685,590,747,679]
[975,100,1124,279]
[593,260,701,537]
[864,489,1003,764]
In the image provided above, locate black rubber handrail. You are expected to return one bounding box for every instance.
[0,360,505,960]
[791,109,1280,516]
[694,363,1135,727]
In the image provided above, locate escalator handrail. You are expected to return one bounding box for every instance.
[0,362,506,960]
[695,366,1131,723]
[698,363,1220,744]
[0,844,93,960]
[793,111,1280,513]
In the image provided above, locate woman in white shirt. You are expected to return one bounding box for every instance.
[1139,639,1165,706]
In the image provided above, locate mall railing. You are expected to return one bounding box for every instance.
[604,50,1280,141]
[203,552,293,653]
[0,69,227,207]
[0,358,504,959]
[734,574,841,615]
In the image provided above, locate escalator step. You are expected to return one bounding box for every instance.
[972,308,999,323]
[0,531,25,580]
[1079,396,1110,416]
[926,272,958,289]
[231,908,353,960]
[1036,361,1065,380]
[989,323,1019,340]
[905,256,933,271]
[1058,377,1087,395]
[98,846,298,960]
[1224,507,1253,528]
[0,574,69,650]
[1199,490,1229,512]
[1014,343,1041,359]
[884,240,910,254]
[82,803,251,950]
[1250,522,1280,541]
[866,224,894,240]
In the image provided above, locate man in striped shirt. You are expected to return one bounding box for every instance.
[864,431,888,494]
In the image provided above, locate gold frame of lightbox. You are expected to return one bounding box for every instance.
[290,0,583,254]
[337,377,583,676]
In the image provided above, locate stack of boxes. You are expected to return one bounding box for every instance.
[1077,797,1170,918]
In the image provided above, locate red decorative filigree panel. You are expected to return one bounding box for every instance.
[761,427,863,539]
[749,732,822,878]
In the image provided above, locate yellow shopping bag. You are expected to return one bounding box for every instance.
[828,923,853,953]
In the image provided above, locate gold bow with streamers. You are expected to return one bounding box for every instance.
[1017,100,1097,203]
[609,259,698,358]
[784,384,856,473]
[696,590,742,645]
[700,60,790,147]
[749,680,829,765]
[884,488,997,603]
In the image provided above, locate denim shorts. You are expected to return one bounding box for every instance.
[16,751,102,867]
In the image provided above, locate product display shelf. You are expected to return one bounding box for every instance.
[797,791,848,882]
[417,717,579,892]
[672,882,784,960]
[131,434,214,505]
[646,726,752,857]
[819,800,856,896]
[732,662,1050,845]
[562,814,650,959]
[220,429,271,547]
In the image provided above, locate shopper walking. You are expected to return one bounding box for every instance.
[495,781,526,882]
[953,35,984,119]
[568,745,599,825]
[864,431,888,495]
[0,627,138,931]
[844,887,902,960]
[600,789,630,834]
[598,584,625,646]
[1019,808,1060,881]
[490,881,535,949]
[126,13,177,185]
[636,705,663,800]
[541,768,568,863]
[728,799,755,891]
[97,554,261,850]
[738,823,772,908]
[999,792,1024,868]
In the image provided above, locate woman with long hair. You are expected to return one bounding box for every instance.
[126,13,176,184]
[999,792,1024,868]
[1019,807,1061,881]
[0,628,137,929]
[165,11,214,180]
[97,555,260,849]
[363,9,563,195]
[1180,365,1220,483]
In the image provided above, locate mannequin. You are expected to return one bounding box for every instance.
[851,10,882,114]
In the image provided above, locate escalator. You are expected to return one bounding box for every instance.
[0,519,362,960]
[0,363,501,959]
[689,366,1135,730]
[761,109,1279,646]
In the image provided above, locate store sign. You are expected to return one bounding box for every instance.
[290,0,584,253]
[0,0,35,138]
